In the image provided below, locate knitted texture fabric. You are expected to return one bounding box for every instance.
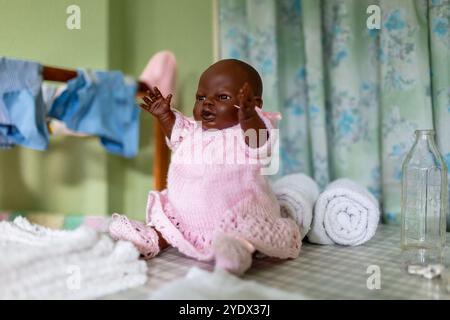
[139,51,177,101]
[109,213,160,259]
[146,108,301,263]
[0,217,148,299]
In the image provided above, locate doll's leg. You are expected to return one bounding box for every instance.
[109,213,166,259]
[213,232,255,276]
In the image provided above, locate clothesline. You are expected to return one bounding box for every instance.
[42,64,169,191]
[42,65,151,95]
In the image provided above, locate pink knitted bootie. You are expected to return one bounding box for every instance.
[213,232,255,276]
[109,213,160,259]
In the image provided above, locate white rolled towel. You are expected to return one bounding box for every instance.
[272,173,320,239]
[307,179,380,246]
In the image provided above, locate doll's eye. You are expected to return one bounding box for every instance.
[196,95,206,101]
[218,94,230,100]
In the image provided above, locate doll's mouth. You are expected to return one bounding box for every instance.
[201,109,216,121]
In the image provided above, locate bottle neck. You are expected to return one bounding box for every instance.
[412,130,439,159]
[415,130,435,144]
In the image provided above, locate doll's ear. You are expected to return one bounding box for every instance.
[254,96,263,109]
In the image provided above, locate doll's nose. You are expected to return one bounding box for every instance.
[203,98,213,106]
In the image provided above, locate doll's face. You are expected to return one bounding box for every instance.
[193,60,262,130]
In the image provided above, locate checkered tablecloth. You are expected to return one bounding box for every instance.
[103,224,450,300]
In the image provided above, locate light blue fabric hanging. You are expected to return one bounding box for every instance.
[49,70,141,158]
[0,57,48,150]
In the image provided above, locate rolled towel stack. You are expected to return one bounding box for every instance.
[0,216,148,299]
[272,173,320,239]
[307,179,380,246]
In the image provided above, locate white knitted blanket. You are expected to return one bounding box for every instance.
[0,217,148,299]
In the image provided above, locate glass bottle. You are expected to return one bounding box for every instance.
[401,130,448,268]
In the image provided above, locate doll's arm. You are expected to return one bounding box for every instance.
[238,83,269,148]
[140,86,176,139]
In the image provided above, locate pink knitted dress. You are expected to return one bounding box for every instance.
[146,108,301,261]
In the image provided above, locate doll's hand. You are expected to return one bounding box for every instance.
[140,86,173,119]
[237,82,258,122]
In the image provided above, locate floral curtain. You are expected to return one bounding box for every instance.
[218,0,450,224]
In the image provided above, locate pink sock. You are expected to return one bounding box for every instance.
[109,213,161,259]
[213,232,255,276]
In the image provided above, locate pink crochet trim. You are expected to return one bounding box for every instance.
[146,191,215,261]
[217,193,301,259]
[146,191,301,261]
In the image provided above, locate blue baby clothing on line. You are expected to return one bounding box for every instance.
[0,134,13,149]
[0,57,49,150]
[49,69,141,158]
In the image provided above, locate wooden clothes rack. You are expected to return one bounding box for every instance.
[42,65,169,191]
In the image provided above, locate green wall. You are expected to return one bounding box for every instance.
[111,0,215,219]
[0,0,214,219]
[0,0,110,69]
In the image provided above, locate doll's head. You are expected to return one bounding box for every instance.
[193,59,263,130]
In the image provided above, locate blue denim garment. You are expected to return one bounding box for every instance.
[49,70,140,158]
[0,57,48,150]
